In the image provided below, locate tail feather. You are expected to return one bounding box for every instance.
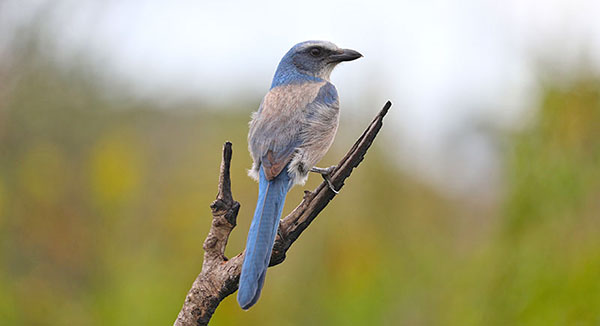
[237,166,291,310]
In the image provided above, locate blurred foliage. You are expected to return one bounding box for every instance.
[1,44,599,326]
[490,78,600,325]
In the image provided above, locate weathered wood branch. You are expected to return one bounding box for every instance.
[174,101,392,326]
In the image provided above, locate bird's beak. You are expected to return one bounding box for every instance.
[329,48,363,63]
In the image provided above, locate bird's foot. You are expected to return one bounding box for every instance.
[310,166,339,194]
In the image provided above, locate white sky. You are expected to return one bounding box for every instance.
[2,0,600,196]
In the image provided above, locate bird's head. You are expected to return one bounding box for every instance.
[271,40,362,88]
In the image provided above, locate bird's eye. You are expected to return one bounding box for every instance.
[309,47,322,57]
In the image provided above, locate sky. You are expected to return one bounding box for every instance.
[2,0,600,196]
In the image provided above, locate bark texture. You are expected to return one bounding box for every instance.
[174,101,392,326]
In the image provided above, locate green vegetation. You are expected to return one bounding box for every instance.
[1,48,599,325]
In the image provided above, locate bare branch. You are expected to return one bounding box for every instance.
[174,101,391,326]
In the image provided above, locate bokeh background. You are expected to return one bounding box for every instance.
[1,0,600,325]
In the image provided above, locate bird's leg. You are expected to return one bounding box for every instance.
[310,166,339,194]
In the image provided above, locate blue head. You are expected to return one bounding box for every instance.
[271,40,362,89]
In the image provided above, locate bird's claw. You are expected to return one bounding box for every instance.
[310,166,339,194]
[323,175,340,194]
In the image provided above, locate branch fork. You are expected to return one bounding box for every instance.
[175,101,392,326]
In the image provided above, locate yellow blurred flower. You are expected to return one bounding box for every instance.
[89,129,144,206]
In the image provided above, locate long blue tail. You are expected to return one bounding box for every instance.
[237,166,291,310]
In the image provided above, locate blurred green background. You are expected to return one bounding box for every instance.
[2,2,600,326]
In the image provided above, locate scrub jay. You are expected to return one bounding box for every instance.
[238,40,362,310]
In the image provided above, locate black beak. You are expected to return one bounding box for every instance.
[329,48,363,63]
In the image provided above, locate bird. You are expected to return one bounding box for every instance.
[237,40,362,310]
